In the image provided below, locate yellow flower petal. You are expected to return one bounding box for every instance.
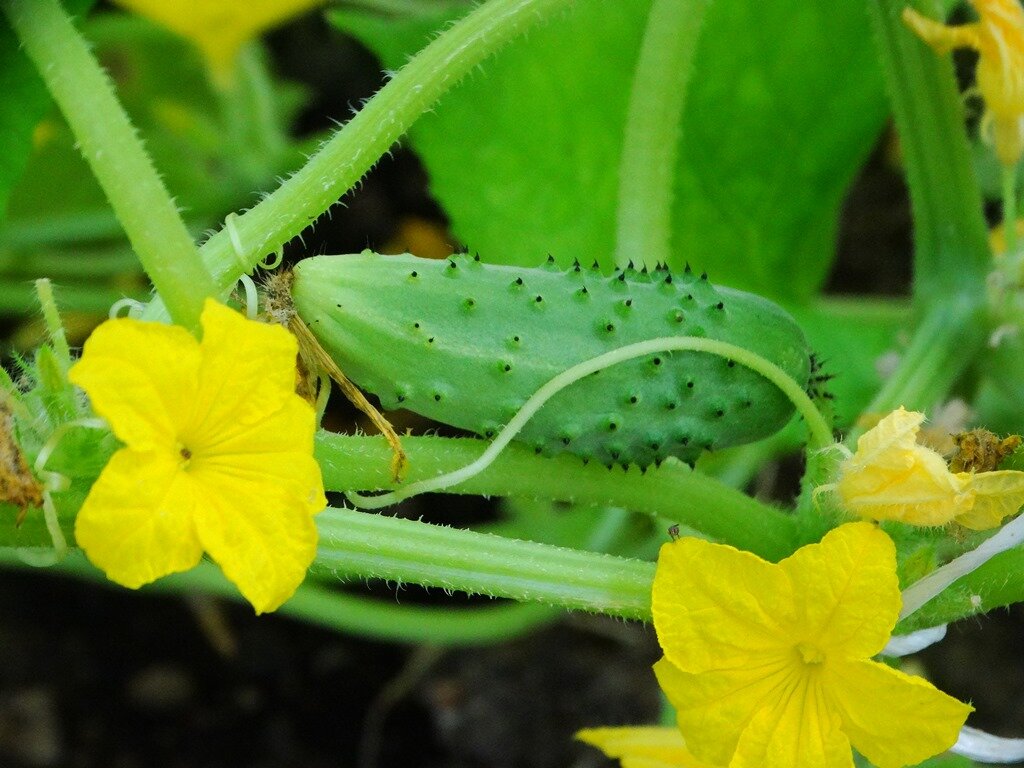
[112,0,323,84]
[654,656,795,768]
[652,537,794,674]
[74,449,203,588]
[189,299,300,443]
[780,523,899,659]
[576,726,713,768]
[824,659,971,768]
[191,463,318,614]
[69,318,200,451]
[955,469,1024,530]
[730,675,852,768]
[836,408,966,526]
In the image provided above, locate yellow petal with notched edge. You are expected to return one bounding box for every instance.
[652,537,793,674]
[188,300,299,445]
[69,318,200,452]
[190,453,319,614]
[74,449,203,588]
[654,656,796,768]
[836,408,965,526]
[112,0,323,83]
[780,523,900,659]
[955,469,1024,530]
[730,673,852,768]
[576,726,714,768]
[824,658,971,768]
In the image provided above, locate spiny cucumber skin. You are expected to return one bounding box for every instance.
[292,252,812,467]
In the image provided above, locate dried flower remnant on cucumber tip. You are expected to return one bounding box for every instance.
[263,269,407,480]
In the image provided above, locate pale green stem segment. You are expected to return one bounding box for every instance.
[314,507,656,620]
[34,280,70,370]
[2,0,216,332]
[347,336,832,510]
[316,433,797,561]
[1003,163,1020,263]
[132,0,578,321]
[848,299,985,445]
[614,0,709,269]
[866,0,991,304]
[0,551,558,646]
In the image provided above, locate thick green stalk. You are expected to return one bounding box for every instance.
[316,433,799,561]
[614,0,709,269]
[0,551,558,644]
[314,507,656,620]
[866,0,990,304]
[2,0,215,332]
[178,0,577,297]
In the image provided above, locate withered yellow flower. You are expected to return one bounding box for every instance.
[835,407,1024,530]
[903,0,1024,166]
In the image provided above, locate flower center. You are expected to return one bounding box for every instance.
[796,642,825,666]
[177,443,193,468]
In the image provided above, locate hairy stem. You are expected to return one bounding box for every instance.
[316,433,798,561]
[314,507,656,620]
[614,0,709,269]
[141,0,578,324]
[2,0,216,332]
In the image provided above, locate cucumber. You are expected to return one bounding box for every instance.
[291,252,812,467]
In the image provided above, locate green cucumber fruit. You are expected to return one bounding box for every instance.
[291,252,812,467]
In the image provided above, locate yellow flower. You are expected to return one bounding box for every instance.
[577,726,716,768]
[112,0,324,85]
[650,523,970,768]
[69,299,326,613]
[835,407,1024,530]
[903,0,1024,166]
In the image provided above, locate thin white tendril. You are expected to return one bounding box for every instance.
[952,725,1024,763]
[18,417,110,567]
[236,275,258,320]
[346,335,829,509]
[900,511,1024,619]
[881,624,947,657]
[259,247,284,271]
[108,298,145,319]
[224,212,248,270]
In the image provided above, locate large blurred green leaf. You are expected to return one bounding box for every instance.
[0,0,94,220]
[332,0,888,303]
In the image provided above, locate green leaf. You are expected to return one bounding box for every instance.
[332,0,888,302]
[0,0,94,221]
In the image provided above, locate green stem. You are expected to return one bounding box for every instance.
[33,279,70,370]
[2,0,216,332]
[316,433,798,561]
[849,299,986,444]
[896,545,1024,633]
[866,0,990,305]
[1003,162,1019,261]
[614,0,709,269]
[142,0,578,323]
[0,551,558,645]
[314,507,656,620]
